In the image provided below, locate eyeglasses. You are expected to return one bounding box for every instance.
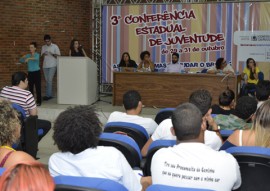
[45,40,51,43]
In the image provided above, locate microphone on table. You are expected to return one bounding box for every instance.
[221,73,233,90]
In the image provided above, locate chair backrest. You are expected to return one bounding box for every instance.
[226,146,270,191]
[258,71,264,81]
[201,68,208,73]
[220,129,234,141]
[143,140,177,176]
[154,108,175,125]
[104,122,149,149]
[12,103,26,119]
[98,133,142,168]
[11,103,38,158]
[146,184,214,191]
[54,176,128,191]
[24,115,38,159]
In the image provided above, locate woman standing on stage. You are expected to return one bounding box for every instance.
[19,42,42,106]
[69,39,87,57]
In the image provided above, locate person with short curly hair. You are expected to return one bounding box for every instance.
[0,162,54,191]
[137,50,154,72]
[49,105,142,191]
[0,99,35,168]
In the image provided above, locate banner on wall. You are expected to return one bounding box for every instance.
[102,2,270,83]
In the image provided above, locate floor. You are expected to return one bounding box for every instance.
[37,95,159,165]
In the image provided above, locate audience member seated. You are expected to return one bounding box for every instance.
[141,90,222,157]
[214,96,257,130]
[118,52,137,68]
[107,90,157,136]
[220,100,270,150]
[49,105,143,191]
[211,89,235,115]
[0,162,54,191]
[241,58,261,96]
[0,99,35,168]
[207,57,234,74]
[255,80,270,109]
[151,103,241,190]
[137,51,155,72]
[0,72,51,142]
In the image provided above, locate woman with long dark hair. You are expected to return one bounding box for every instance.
[241,58,260,95]
[69,39,87,57]
[118,52,137,68]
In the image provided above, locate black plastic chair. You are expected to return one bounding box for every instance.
[147,184,214,191]
[226,146,270,191]
[98,133,142,168]
[143,140,176,176]
[154,108,175,125]
[12,103,38,159]
[54,176,128,191]
[104,122,149,149]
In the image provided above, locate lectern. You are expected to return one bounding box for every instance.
[57,57,97,105]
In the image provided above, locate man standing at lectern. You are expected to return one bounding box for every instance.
[41,34,61,101]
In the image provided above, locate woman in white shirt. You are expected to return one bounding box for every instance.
[137,51,155,72]
[207,57,234,74]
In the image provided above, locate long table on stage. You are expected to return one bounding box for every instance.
[113,72,241,108]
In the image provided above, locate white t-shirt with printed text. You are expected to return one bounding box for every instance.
[151,143,241,191]
[107,111,157,136]
[151,119,222,150]
[49,146,141,191]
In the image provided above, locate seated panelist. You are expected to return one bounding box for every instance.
[207,58,234,74]
[119,52,137,68]
[164,52,185,73]
[137,51,155,72]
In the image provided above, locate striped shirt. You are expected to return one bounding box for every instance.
[0,86,36,117]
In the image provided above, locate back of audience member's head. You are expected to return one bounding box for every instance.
[172,103,203,141]
[0,99,20,146]
[253,100,270,147]
[219,89,235,107]
[0,162,54,191]
[256,80,270,101]
[233,96,257,121]
[123,90,141,110]
[189,89,212,116]
[53,105,102,154]
[11,72,27,86]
